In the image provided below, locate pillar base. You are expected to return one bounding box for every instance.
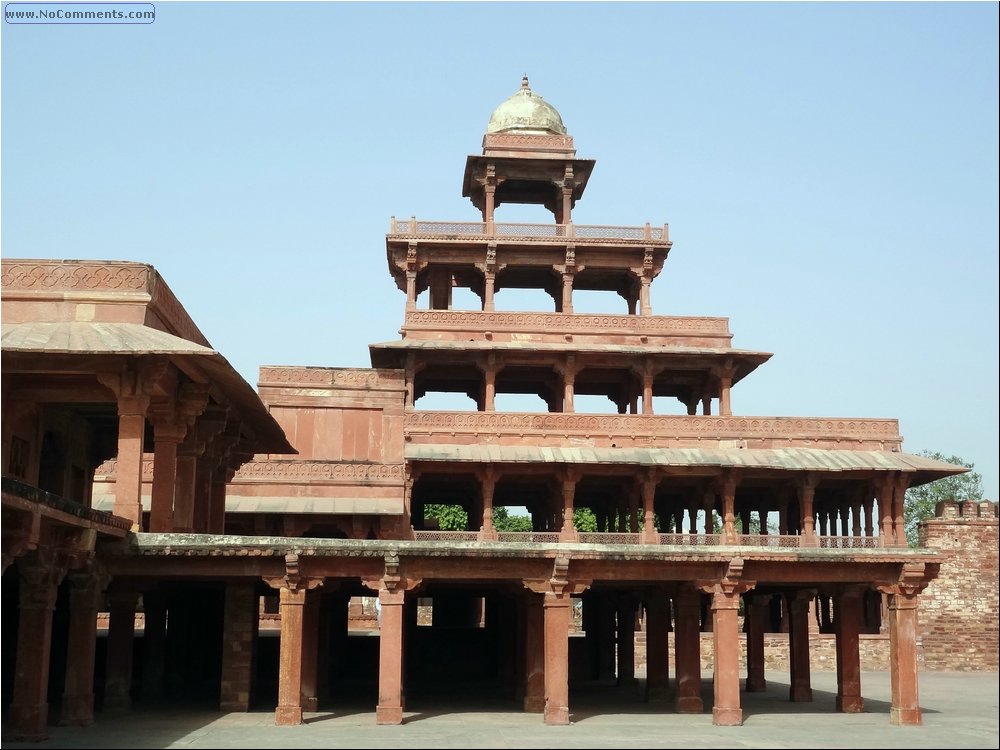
[558,529,579,543]
[646,685,672,702]
[9,704,48,742]
[745,676,767,692]
[523,695,544,713]
[890,707,922,726]
[302,696,318,711]
[59,693,94,726]
[789,685,813,702]
[675,695,704,713]
[837,695,864,713]
[102,694,132,715]
[543,703,570,725]
[712,706,743,726]
[275,705,303,726]
[376,704,403,725]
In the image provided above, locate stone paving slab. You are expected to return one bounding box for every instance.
[3,671,997,749]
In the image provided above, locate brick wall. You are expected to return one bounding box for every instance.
[917,500,999,671]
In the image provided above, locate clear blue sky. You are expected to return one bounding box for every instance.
[3,2,998,500]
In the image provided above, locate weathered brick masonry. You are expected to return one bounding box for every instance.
[918,500,999,671]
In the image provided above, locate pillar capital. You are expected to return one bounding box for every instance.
[262,552,325,594]
[523,556,590,597]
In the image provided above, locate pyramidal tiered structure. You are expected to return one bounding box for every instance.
[1,79,972,741]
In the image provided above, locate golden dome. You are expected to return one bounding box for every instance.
[486,76,567,136]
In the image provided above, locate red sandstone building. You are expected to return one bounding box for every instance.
[2,79,995,742]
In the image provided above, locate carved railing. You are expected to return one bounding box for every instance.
[818,535,883,549]
[389,217,669,243]
[496,531,562,543]
[1,476,133,531]
[658,533,724,546]
[578,532,641,545]
[737,534,802,548]
[404,412,902,449]
[413,530,480,542]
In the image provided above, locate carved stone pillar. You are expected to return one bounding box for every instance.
[719,473,738,544]
[561,356,576,414]
[798,475,818,546]
[220,582,258,713]
[639,275,652,316]
[892,476,909,547]
[148,414,184,533]
[673,588,703,713]
[640,475,658,544]
[10,553,65,741]
[114,396,149,528]
[561,272,574,314]
[744,594,769,693]
[877,476,894,546]
[405,269,417,311]
[60,566,106,726]
[483,357,496,413]
[478,468,497,540]
[559,471,578,542]
[645,590,670,701]
[522,591,545,712]
[709,587,744,725]
[788,591,813,702]
[140,589,167,701]
[616,593,636,686]
[641,368,654,415]
[834,587,864,713]
[300,589,321,712]
[104,589,140,713]
[375,588,406,724]
[881,565,936,726]
[543,592,572,724]
[263,559,325,727]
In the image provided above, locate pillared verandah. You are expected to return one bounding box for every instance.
[1,78,966,741]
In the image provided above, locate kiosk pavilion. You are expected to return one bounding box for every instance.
[1,78,965,741]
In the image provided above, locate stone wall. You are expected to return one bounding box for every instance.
[917,500,999,671]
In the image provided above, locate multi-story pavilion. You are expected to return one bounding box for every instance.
[2,79,965,741]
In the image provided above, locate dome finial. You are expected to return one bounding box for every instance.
[521,74,530,90]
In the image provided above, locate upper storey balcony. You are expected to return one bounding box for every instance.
[388,216,670,243]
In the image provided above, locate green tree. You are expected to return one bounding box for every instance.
[904,451,983,547]
[573,507,598,532]
[422,504,469,531]
[493,506,532,532]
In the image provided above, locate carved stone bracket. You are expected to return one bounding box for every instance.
[523,556,591,597]
[261,552,324,593]
[697,557,756,600]
[360,553,422,595]
[876,561,940,600]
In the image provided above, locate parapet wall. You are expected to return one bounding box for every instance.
[917,500,999,671]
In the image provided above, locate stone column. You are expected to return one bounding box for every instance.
[640,476,658,544]
[616,593,636,686]
[173,443,200,533]
[140,589,167,701]
[834,588,864,713]
[718,374,732,417]
[702,491,715,535]
[709,586,745,726]
[787,591,813,702]
[745,594,769,693]
[887,587,923,725]
[719,473,738,544]
[639,276,652,316]
[644,590,670,701]
[641,369,654,415]
[798,476,818,546]
[300,589,321,712]
[863,494,875,538]
[114,396,150,528]
[483,361,496,413]
[562,359,576,414]
[60,567,106,726]
[220,583,258,713]
[275,586,308,725]
[404,270,417,311]
[877,476,894,546]
[542,592,572,725]
[479,468,497,540]
[104,589,140,713]
[892,476,909,547]
[376,588,406,724]
[523,592,545,712]
[701,395,712,416]
[149,419,184,533]
[673,589,703,713]
[559,472,578,542]
[9,553,64,741]
[561,273,574,314]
